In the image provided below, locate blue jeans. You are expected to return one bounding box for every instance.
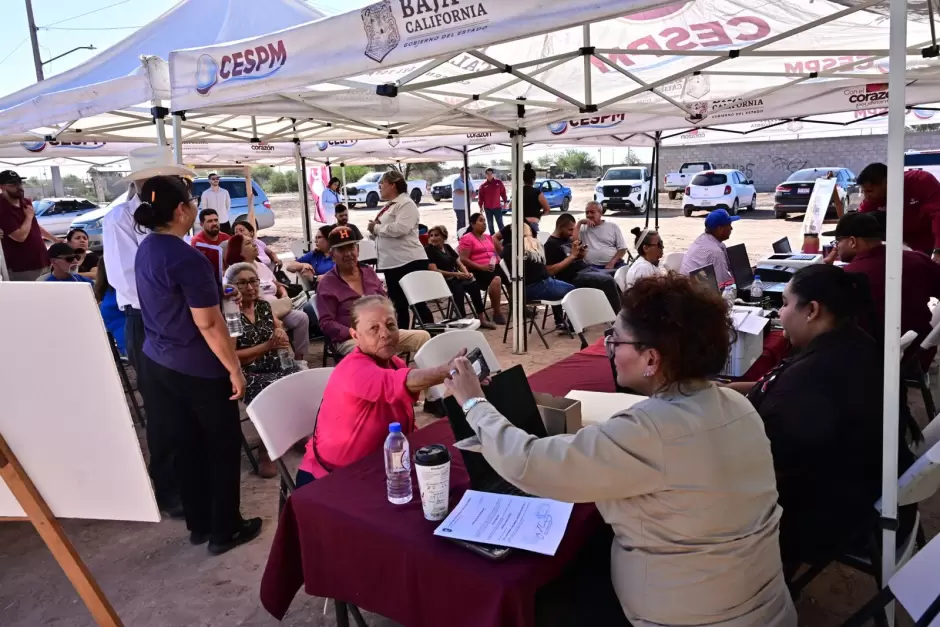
[484,208,505,235]
[454,208,467,232]
[296,468,316,488]
[591,259,626,270]
[526,277,575,323]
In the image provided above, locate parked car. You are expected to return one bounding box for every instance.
[70,177,274,252]
[431,173,483,202]
[346,172,426,208]
[534,179,572,211]
[557,171,577,179]
[664,161,714,199]
[594,166,655,215]
[683,170,756,217]
[773,167,857,219]
[34,197,99,237]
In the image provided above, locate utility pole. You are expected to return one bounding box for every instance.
[25,0,66,196]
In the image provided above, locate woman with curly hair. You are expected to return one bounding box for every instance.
[445,273,795,627]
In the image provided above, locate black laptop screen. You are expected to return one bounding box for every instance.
[689,264,719,295]
[772,237,792,254]
[727,244,754,287]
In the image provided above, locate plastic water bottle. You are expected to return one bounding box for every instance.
[750,274,764,303]
[722,285,736,309]
[221,284,243,337]
[277,347,293,370]
[384,423,413,505]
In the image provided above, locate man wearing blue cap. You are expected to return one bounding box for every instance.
[679,208,739,284]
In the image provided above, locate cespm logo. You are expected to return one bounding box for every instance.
[548,121,569,135]
[316,140,358,151]
[548,114,627,136]
[21,141,107,153]
[196,40,288,96]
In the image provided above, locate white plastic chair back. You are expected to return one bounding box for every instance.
[901,329,920,354]
[400,270,453,306]
[930,298,940,327]
[663,252,684,272]
[456,226,469,239]
[562,288,617,334]
[913,414,940,458]
[415,330,501,401]
[877,437,940,509]
[309,293,321,318]
[921,323,940,351]
[290,240,308,259]
[246,367,334,461]
[886,531,940,625]
[613,265,630,291]
[537,230,550,245]
[358,238,378,263]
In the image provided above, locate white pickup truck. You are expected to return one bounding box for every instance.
[345,172,427,208]
[663,161,715,200]
[594,166,655,215]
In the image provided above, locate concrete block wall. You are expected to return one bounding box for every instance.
[659,132,940,192]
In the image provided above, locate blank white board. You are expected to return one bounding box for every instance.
[0,282,160,522]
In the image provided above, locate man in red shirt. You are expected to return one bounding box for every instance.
[0,170,59,281]
[824,212,940,359]
[190,208,231,281]
[477,167,508,235]
[857,162,940,261]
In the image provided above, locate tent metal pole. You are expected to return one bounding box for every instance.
[154,115,167,147]
[172,115,183,165]
[294,142,312,248]
[462,146,471,229]
[511,129,527,354]
[654,131,662,231]
[881,0,907,618]
[583,25,592,107]
[341,163,348,205]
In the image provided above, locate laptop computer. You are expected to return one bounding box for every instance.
[727,243,787,293]
[772,237,791,254]
[689,264,720,295]
[443,365,546,497]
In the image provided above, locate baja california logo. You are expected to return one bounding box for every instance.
[21,141,107,153]
[195,40,288,96]
[548,114,627,136]
[316,140,359,151]
[362,1,401,63]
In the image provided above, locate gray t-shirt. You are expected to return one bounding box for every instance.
[580,221,626,266]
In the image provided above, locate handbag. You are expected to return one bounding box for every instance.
[270,297,294,319]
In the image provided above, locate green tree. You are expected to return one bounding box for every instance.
[251,166,274,183]
[556,149,597,177]
[536,153,557,169]
[624,149,642,166]
[343,165,373,183]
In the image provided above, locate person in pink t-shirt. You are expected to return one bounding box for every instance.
[457,212,506,324]
[297,295,463,485]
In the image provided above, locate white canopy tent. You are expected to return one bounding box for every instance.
[167,0,929,608]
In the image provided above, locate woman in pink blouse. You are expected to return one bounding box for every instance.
[297,295,461,485]
[457,212,506,324]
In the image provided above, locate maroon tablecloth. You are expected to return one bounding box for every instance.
[260,420,603,627]
[528,330,789,397]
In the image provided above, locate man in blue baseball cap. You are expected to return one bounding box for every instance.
[679,209,740,284]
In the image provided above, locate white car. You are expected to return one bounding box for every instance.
[345,172,427,208]
[34,197,99,237]
[593,166,655,215]
[664,161,715,200]
[683,169,757,217]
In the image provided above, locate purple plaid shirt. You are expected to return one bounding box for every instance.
[316,264,387,343]
[679,233,732,284]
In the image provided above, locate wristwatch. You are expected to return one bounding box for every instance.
[461,397,488,413]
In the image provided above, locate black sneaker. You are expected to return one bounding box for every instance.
[189,531,210,546]
[160,501,186,520]
[207,518,263,556]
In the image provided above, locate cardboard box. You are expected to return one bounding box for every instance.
[534,392,582,435]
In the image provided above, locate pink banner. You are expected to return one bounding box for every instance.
[308,165,332,223]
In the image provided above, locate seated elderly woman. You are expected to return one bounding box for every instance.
[317,226,429,357]
[285,224,335,284]
[225,233,309,361]
[297,295,460,486]
[724,264,917,576]
[425,224,495,329]
[445,273,797,627]
[224,262,300,478]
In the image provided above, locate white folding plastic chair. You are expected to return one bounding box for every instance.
[456,226,469,239]
[900,329,937,422]
[415,330,501,401]
[498,259,551,350]
[290,240,309,259]
[399,270,480,332]
[613,264,630,292]
[536,230,551,246]
[663,252,684,273]
[901,330,919,353]
[914,413,940,458]
[358,238,378,265]
[562,288,618,349]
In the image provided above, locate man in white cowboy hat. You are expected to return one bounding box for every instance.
[103,145,195,518]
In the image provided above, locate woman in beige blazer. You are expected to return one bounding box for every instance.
[446,273,797,627]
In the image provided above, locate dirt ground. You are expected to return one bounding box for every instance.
[1,184,935,627]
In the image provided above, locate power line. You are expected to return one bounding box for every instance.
[0,37,29,67]
[40,0,134,29]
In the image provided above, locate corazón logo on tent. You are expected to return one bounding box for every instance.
[21,141,107,153]
[250,144,275,152]
[195,40,288,96]
[316,140,359,151]
[362,1,401,62]
[844,83,889,109]
[548,114,627,136]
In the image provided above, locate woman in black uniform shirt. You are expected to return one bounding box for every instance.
[425,225,495,329]
[521,164,550,233]
[728,264,915,575]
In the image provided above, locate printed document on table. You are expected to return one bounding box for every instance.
[433,490,574,556]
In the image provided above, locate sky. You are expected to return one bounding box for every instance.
[2,0,648,177]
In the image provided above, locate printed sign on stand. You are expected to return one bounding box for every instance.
[801,177,838,237]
